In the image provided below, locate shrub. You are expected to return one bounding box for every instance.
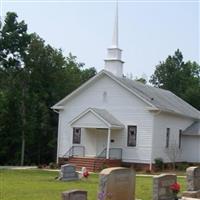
[49,162,58,169]
[154,158,164,171]
[176,162,189,171]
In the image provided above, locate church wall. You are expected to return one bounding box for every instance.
[152,112,193,163]
[181,136,200,162]
[57,74,154,164]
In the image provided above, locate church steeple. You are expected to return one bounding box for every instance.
[104,1,124,77]
[112,2,118,48]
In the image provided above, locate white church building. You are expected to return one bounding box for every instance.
[52,6,200,171]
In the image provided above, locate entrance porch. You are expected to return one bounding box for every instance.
[59,108,124,171]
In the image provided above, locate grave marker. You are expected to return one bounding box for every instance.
[98,167,135,200]
[153,174,177,200]
[182,166,200,199]
[61,190,87,200]
[59,164,79,181]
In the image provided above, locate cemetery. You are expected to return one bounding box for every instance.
[1,2,199,200]
[1,165,200,200]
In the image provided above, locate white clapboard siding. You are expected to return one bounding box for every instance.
[181,136,200,162]
[152,112,193,163]
[57,75,154,163]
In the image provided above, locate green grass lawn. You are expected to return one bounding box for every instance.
[0,169,186,200]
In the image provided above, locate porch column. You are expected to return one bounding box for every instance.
[106,128,111,159]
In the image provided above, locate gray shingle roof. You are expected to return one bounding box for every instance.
[90,108,124,128]
[106,71,200,119]
[52,70,200,120]
[182,121,200,136]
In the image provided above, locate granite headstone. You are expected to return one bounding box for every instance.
[61,190,87,200]
[153,174,177,200]
[98,167,135,200]
[59,164,79,181]
[182,166,200,199]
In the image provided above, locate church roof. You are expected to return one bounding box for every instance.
[90,108,124,128]
[111,72,200,119]
[69,107,124,129]
[52,70,200,120]
[182,121,200,136]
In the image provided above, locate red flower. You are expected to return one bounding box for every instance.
[170,182,181,193]
[83,171,89,178]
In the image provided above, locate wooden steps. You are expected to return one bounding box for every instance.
[58,157,122,172]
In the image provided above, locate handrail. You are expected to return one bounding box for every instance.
[96,148,123,160]
[96,148,107,158]
[93,148,123,171]
[63,145,85,158]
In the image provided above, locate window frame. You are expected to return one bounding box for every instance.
[166,128,170,148]
[72,127,81,144]
[179,129,182,149]
[127,125,137,147]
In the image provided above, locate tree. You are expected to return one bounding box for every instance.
[0,12,31,165]
[150,49,200,109]
[165,141,182,171]
[0,12,97,165]
[135,77,147,84]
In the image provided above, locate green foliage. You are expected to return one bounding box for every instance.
[48,162,58,169]
[135,77,147,84]
[150,49,200,110]
[0,12,96,165]
[176,162,190,171]
[154,158,164,171]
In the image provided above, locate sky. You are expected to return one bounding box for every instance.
[0,0,199,80]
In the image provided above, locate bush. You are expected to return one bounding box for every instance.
[154,158,164,171]
[49,162,58,169]
[176,162,189,171]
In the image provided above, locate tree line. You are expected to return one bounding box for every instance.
[0,12,199,166]
[0,12,96,165]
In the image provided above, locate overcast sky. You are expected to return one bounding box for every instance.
[1,0,199,80]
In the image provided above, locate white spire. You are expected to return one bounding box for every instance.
[112,1,118,48]
[104,1,124,77]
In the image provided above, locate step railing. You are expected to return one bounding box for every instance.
[63,146,85,158]
[96,148,107,158]
[97,148,123,160]
[93,148,123,171]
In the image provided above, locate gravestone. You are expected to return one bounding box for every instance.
[153,174,177,200]
[98,167,135,200]
[59,164,79,181]
[181,198,200,200]
[182,166,200,199]
[186,166,200,191]
[61,190,87,200]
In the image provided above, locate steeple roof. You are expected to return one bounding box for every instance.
[104,1,124,77]
[111,2,118,48]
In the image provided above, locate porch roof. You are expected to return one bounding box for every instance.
[69,108,124,129]
[182,121,200,136]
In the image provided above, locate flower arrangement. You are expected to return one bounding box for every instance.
[170,182,181,200]
[83,170,89,178]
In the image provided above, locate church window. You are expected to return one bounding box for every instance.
[179,129,182,148]
[166,128,170,148]
[73,128,81,144]
[127,126,137,147]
